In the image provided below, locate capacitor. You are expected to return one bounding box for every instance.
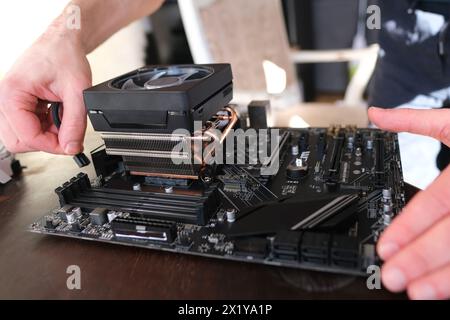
[133,183,141,191]
[217,210,226,222]
[382,188,392,202]
[367,139,374,150]
[226,208,236,222]
[66,212,76,224]
[383,203,393,214]
[355,147,362,157]
[347,136,354,149]
[291,145,299,156]
[382,203,393,225]
[383,213,392,226]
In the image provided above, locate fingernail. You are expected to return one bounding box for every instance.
[378,242,399,260]
[410,284,436,300]
[383,267,407,292]
[65,142,81,155]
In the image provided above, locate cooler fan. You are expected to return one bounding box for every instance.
[111,66,213,90]
[85,63,233,133]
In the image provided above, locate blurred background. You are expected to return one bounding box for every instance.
[0,0,441,189]
[0,0,379,99]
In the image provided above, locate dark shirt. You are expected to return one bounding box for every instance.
[369,0,450,107]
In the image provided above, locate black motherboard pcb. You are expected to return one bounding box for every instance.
[30,126,405,277]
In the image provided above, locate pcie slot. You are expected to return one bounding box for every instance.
[324,133,344,183]
[339,161,350,184]
[298,131,309,153]
[258,131,290,171]
[374,134,385,187]
[316,132,327,160]
[111,216,177,243]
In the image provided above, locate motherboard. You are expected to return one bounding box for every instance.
[30,125,405,277]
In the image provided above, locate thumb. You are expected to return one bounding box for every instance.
[59,89,88,155]
[368,107,450,146]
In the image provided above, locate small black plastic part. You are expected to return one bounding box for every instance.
[11,159,23,175]
[73,153,90,167]
[273,231,302,261]
[300,232,330,265]
[45,217,56,229]
[248,100,269,129]
[89,208,108,226]
[49,102,91,168]
[233,237,268,258]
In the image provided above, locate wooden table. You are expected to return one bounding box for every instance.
[0,124,412,299]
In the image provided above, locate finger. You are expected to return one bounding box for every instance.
[4,96,64,154]
[377,165,450,260]
[0,109,34,153]
[58,89,87,155]
[407,263,450,300]
[381,215,450,293]
[368,107,450,146]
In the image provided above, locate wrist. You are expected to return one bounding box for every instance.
[41,9,88,55]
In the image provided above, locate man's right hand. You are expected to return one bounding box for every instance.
[0,26,92,155]
[0,0,165,156]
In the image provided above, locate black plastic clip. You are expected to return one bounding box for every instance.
[49,102,90,168]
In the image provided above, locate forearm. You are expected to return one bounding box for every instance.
[44,0,164,54]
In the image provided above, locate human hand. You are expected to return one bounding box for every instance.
[0,25,91,155]
[369,106,450,300]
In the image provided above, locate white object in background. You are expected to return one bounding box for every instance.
[179,0,302,109]
[288,115,310,129]
[0,0,68,76]
[290,44,380,108]
[0,143,14,184]
[0,1,146,86]
[87,19,148,85]
[262,60,287,95]
[178,0,214,64]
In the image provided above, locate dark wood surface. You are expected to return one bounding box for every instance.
[0,137,416,299]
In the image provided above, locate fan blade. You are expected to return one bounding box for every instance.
[178,69,198,81]
[121,79,142,90]
[149,71,167,81]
